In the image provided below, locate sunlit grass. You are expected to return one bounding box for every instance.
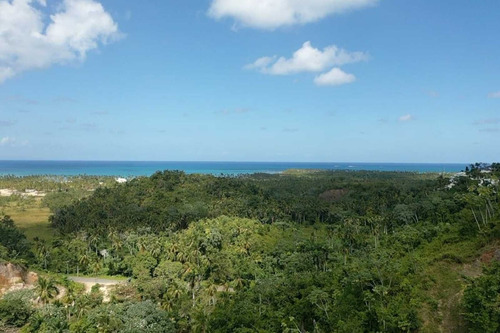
[416,230,488,332]
[1,200,55,240]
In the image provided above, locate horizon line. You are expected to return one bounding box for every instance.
[0,159,473,165]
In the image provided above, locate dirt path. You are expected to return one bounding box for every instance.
[68,276,126,302]
[68,276,125,285]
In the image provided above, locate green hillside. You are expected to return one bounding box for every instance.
[1,165,499,332]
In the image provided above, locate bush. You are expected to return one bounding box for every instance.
[0,297,32,327]
[0,215,32,260]
[24,305,68,333]
[462,262,500,333]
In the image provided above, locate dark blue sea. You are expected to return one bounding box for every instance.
[0,161,467,177]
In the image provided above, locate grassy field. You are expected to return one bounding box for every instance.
[417,233,494,332]
[1,199,55,240]
[0,175,118,241]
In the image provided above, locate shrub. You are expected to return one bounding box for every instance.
[0,297,33,327]
[462,262,500,333]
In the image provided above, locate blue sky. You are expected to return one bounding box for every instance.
[0,0,499,162]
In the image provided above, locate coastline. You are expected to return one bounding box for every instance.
[0,161,467,177]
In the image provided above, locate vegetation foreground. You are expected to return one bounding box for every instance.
[1,164,499,332]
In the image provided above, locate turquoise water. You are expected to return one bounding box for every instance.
[0,161,467,177]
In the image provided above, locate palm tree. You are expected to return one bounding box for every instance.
[177,249,189,262]
[168,282,184,301]
[232,277,245,290]
[36,276,59,304]
[136,236,148,253]
[90,259,103,276]
[108,229,123,252]
[166,243,179,261]
[88,234,100,255]
[78,251,90,274]
[191,305,210,333]
[160,281,183,312]
[205,283,218,306]
[60,277,77,321]
[34,240,50,270]
[146,237,163,258]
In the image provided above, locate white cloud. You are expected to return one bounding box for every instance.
[0,0,121,83]
[488,91,500,98]
[0,67,15,82]
[243,56,276,70]
[208,0,378,29]
[314,67,355,86]
[0,137,14,146]
[246,41,367,75]
[398,114,414,122]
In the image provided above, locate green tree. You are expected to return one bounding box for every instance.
[35,276,59,304]
[463,263,500,333]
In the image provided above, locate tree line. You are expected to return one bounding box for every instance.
[1,165,499,332]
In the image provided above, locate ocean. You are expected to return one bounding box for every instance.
[0,161,467,177]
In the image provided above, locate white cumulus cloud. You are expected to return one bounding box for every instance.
[0,0,121,83]
[0,136,28,146]
[398,114,414,122]
[0,137,14,145]
[208,0,378,30]
[245,41,367,75]
[243,56,276,71]
[314,67,355,86]
[488,91,500,98]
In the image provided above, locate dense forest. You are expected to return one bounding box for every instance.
[1,164,499,332]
